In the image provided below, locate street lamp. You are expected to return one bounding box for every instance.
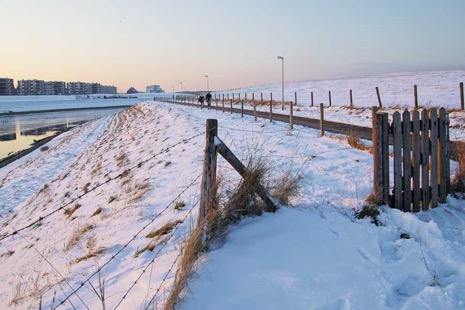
[204,75,209,92]
[180,82,183,92]
[277,56,284,110]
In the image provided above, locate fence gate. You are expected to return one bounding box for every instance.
[373,108,450,212]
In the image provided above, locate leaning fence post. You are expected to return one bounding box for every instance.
[270,93,273,122]
[414,85,418,109]
[328,91,332,107]
[319,103,324,136]
[198,119,218,226]
[460,82,464,110]
[376,87,382,108]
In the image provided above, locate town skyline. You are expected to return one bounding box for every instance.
[1,1,464,92]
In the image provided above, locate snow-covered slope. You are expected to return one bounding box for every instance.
[0,100,464,309]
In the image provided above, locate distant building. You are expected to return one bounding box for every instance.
[146,85,164,93]
[67,82,92,95]
[91,83,117,94]
[17,79,45,95]
[0,78,16,95]
[44,81,66,95]
[127,87,139,94]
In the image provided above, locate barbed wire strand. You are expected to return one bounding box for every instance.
[52,173,202,309]
[0,214,88,310]
[112,196,200,310]
[0,131,205,242]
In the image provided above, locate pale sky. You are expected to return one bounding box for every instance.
[1,0,464,93]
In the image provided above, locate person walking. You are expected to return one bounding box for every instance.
[206,92,212,108]
[198,95,205,107]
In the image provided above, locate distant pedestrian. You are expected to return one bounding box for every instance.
[206,92,212,108]
[198,95,205,107]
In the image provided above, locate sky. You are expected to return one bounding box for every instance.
[1,0,464,93]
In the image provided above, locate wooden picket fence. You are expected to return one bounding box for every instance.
[373,107,450,212]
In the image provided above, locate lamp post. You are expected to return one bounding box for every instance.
[204,75,209,92]
[277,56,284,110]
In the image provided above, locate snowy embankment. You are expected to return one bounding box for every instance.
[0,101,464,309]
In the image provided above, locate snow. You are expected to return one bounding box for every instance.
[0,71,464,309]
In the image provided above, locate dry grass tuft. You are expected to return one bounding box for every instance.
[164,216,210,310]
[347,131,371,151]
[91,207,102,217]
[146,220,183,239]
[271,174,301,205]
[452,142,465,193]
[64,224,94,251]
[174,201,186,211]
[74,247,106,264]
[135,220,183,257]
[64,203,81,218]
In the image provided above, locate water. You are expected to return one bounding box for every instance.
[0,94,159,160]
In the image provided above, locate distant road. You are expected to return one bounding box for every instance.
[160,99,463,160]
[0,105,133,116]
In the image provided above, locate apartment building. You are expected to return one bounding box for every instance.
[0,78,16,95]
[17,79,45,95]
[44,81,66,95]
[67,82,92,95]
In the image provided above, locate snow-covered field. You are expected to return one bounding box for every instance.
[0,90,464,308]
[215,70,465,110]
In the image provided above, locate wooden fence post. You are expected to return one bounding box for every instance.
[215,94,218,110]
[328,91,332,107]
[311,91,314,107]
[270,93,273,122]
[438,108,448,203]
[373,112,382,203]
[198,119,218,226]
[241,100,244,117]
[381,112,389,204]
[430,108,439,208]
[350,89,353,108]
[253,93,257,121]
[290,93,294,129]
[414,85,418,109]
[393,111,402,210]
[231,94,234,114]
[222,94,225,113]
[319,103,324,137]
[461,82,464,110]
[376,87,382,108]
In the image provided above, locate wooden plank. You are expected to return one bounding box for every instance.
[430,108,438,208]
[393,112,402,210]
[445,112,451,193]
[421,109,430,210]
[402,110,412,212]
[438,107,447,203]
[412,110,421,212]
[198,119,218,225]
[373,113,383,203]
[217,141,278,212]
[319,103,324,137]
[382,112,390,204]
